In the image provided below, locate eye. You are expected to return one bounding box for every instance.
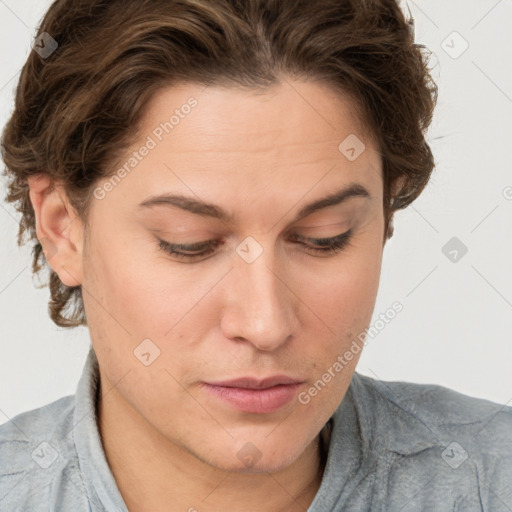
[158,239,220,261]
[158,229,353,262]
[292,229,353,256]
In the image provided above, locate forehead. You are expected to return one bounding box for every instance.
[137,79,372,157]
[97,79,382,225]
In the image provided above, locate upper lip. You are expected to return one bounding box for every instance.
[205,375,304,390]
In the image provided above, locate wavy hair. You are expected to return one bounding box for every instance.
[1,0,438,328]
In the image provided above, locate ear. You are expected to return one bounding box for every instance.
[383,175,407,243]
[385,215,395,241]
[27,174,84,287]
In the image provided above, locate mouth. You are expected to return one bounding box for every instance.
[201,375,305,414]
[206,375,303,390]
[201,383,303,414]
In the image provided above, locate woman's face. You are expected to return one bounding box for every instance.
[81,79,385,473]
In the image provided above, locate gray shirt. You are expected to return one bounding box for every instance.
[1,347,511,511]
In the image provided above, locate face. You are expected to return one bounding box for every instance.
[78,79,385,473]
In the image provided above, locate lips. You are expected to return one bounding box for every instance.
[205,375,304,390]
[202,384,302,414]
[201,375,305,414]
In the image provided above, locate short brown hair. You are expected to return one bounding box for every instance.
[1,0,438,328]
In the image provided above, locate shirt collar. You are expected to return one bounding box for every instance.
[72,346,128,511]
[307,377,365,510]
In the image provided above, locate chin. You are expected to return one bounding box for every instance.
[202,439,306,474]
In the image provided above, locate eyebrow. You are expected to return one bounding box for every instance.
[138,182,371,224]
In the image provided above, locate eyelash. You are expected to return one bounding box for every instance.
[158,230,353,261]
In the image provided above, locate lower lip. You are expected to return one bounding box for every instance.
[202,383,302,414]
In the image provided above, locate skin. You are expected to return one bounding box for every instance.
[28,79,387,512]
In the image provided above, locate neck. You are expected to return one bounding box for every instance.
[96,376,326,512]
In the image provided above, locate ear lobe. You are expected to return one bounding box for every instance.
[27,174,84,287]
[382,214,395,247]
[391,175,407,198]
[386,217,395,239]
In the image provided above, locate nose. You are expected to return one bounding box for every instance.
[220,241,298,352]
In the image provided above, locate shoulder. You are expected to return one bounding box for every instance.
[354,374,512,432]
[349,372,512,508]
[0,396,88,510]
[351,372,512,452]
[352,372,512,440]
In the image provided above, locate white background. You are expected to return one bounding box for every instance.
[1,0,511,425]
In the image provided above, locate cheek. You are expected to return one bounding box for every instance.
[305,243,382,329]
[86,233,219,380]
[88,232,172,328]
[81,229,170,358]
[295,235,382,378]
